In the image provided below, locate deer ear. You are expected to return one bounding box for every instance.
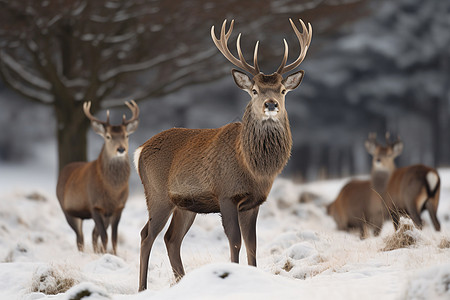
[126,120,139,134]
[232,69,253,91]
[91,121,106,137]
[392,142,403,157]
[282,70,304,91]
[365,140,377,155]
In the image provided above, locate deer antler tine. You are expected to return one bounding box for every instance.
[211,19,259,76]
[83,101,106,125]
[368,132,379,145]
[277,39,289,74]
[307,22,313,45]
[123,100,140,125]
[220,19,228,42]
[253,41,260,73]
[236,34,246,64]
[277,18,312,75]
[225,19,234,39]
[106,110,110,125]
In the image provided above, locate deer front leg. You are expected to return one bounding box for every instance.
[238,206,259,266]
[220,198,241,263]
[111,211,123,255]
[64,213,84,251]
[92,208,108,253]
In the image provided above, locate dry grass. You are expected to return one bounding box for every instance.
[282,259,294,272]
[439,238,450,249]
[382,218,420,251]
[30,264,77,295]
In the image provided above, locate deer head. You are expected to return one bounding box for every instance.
[211,19,312,122]
[365,132,403,172]
[83,100,139,159]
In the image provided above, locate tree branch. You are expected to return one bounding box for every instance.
[0,62,53,104]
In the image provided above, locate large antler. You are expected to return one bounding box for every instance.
[276,18,313,75]
[122,100,139,125]
[83,101,110,125]
[211,20,260,76]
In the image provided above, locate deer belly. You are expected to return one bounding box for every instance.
[62,190,91,218]
[169,191,219,213]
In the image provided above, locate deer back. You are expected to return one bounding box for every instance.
[386,164,439,212]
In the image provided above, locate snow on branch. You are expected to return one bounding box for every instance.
[99,47,188,82]
[0,63,53,104]
[0,50,51,90]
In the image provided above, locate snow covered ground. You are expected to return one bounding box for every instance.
[0,142,449,300]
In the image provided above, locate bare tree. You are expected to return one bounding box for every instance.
[0,0,367,171]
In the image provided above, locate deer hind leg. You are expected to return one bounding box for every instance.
[219,198,241,264]
[111,211,123,255]
[139,199,174,291]
[164,208,196,281]
[406,190,427,230]
[64,213,84,251]
[238,207,259,266]
[425,192,441,231]
[92,209,109,253]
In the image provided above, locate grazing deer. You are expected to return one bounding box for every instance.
[134,19,312,291]
[364,135,441,232]
[327,133,391,237]
[56,101,139,254]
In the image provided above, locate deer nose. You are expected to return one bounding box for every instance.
[264,100,278,111]
[117,147,126,154]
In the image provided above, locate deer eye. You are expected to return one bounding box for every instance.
[281,89,286,95]
[106,134,111,140]
[252,89,258,95]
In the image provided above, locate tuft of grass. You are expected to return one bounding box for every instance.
[31,264,77,295]
[439,238,450,249]
[282,259,294,272]
[382,218,420,251]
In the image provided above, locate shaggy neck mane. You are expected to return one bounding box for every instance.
[240,103,292,177]
[99,147,130,187]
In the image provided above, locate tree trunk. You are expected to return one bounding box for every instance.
[54,102,90,174]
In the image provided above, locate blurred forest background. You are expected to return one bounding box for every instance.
[0,0,449,181]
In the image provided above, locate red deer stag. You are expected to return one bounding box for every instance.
[364,135,441,232]
[134,19,312,291]
[56,101,139,254]
[327,133,391,237]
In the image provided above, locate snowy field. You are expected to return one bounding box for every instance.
[0,142,449,300]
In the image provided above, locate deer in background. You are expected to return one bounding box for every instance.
[366,135,441,232]
[329,133,441,236]
[134,19,312,291]
[327,133,391,237]
[56,101,139,254]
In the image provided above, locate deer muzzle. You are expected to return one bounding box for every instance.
[264,100,279,117]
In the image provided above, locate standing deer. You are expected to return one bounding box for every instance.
[134,19,312,291]
[56,100,139,254]
[363,135,441,232]
[327,133,391,237]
